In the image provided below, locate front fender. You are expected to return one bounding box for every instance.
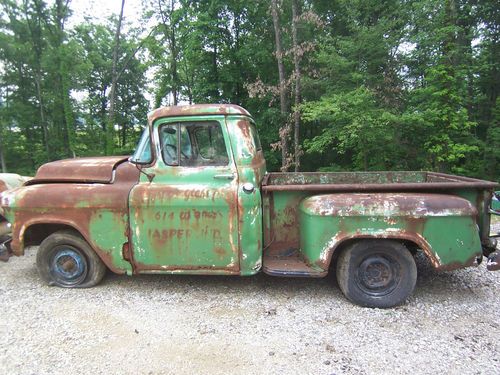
[0,183,134,274]
[299,193,482,271]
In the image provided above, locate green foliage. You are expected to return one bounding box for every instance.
[404,64,479,172]
[0,1,147,172]
[302,87,400,170]
[0,0,498,182]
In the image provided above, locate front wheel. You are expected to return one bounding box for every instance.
[336,240,417,308]
[36,230,106,288]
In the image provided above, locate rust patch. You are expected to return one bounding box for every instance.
[214,247,227,259]
[28,156,129,184]
[405,216,426,234]
[129,177,240,273]
[302,193,477,217]
[265,195,305,257]
[236,119,251,142]
[0,180,7,193]
[9,161,140,274]
[133,260,240,275]
[122,242,131,261]
[436,253,478,272]
[263,171,498,192]
[148,104,250,126]
[314,231,440,271]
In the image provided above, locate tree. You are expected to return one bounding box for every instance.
[106,0,126,155]
[0,0,497,181]
[291,0,301,171]
[271,0,290,171]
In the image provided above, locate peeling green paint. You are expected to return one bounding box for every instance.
[298,193,482,271]
[89,211,133,273]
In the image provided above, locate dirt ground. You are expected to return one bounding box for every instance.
[0,247,499,375]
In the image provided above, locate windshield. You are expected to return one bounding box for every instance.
[131,128,152,164]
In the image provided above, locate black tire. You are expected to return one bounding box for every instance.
[336,240,417,308]
[36,230,106,288]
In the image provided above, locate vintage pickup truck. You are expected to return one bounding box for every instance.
[0,104,499,308]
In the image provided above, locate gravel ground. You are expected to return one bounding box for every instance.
[1,247,499,375]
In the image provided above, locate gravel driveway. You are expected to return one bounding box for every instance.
[1,247,499,375]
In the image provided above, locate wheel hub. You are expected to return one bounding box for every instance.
[50,248,87,286]
[356,254,400,296]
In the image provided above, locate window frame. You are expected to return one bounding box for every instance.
[130,126,154,165]
[158,120,230,168]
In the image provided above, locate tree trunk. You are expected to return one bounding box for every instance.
[158,0,179,105]
[271,0,289,171]
[0,86,9,172]
[211,42,219,100]
[0,145,6,173]
[24,0,51,160]
[34,76,50,159]
[233,11,243,104]
[54,0,74,158]
[107,0,126,155]
[456,3,474,116]
[291,0,301,172]
[0,122,6,172]
[170,0,178,105]
[121,123,127,148]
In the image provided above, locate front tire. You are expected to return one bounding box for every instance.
[336,240,417,308]
[36,231,106,288]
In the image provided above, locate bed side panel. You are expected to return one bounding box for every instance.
[299,193,482,271]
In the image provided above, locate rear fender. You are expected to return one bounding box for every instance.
[299,193,482,272]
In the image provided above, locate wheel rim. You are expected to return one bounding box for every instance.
[355,254,401,297]
[49,246,88,286]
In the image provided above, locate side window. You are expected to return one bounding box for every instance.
[159,122,229,167]
[131,128,152,164]
[160,125,179,165]
[193,124,229,165]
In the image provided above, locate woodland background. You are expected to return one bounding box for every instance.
[0,0,498,180]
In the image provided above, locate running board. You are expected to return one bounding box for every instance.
[262,253,327,278]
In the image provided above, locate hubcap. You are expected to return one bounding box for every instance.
[356,254,400,297]
[50,247,87,286]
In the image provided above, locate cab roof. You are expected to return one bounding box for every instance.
[147,104,251,125]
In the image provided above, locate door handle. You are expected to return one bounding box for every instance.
[214,173,235,180]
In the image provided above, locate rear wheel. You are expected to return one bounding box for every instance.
[36,231,106,288]
[336,240,417,308]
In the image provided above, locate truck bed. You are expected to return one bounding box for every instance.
[261,171,498,274]
[262,171,497,192]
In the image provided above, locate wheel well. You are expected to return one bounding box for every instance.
[329,238,419,270]
[23,224,82,247]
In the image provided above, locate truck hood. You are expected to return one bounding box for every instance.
[28,156,131,184]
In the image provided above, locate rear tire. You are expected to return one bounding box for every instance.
[336,240,417,308]
[36,230,106,288]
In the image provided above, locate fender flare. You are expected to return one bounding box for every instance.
[16,218,127,274]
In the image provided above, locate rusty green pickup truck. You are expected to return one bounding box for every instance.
[0,104,499,308]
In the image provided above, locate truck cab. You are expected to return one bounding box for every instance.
[128,105,266,275]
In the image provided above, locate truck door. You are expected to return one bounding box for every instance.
[129,118,240,274]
